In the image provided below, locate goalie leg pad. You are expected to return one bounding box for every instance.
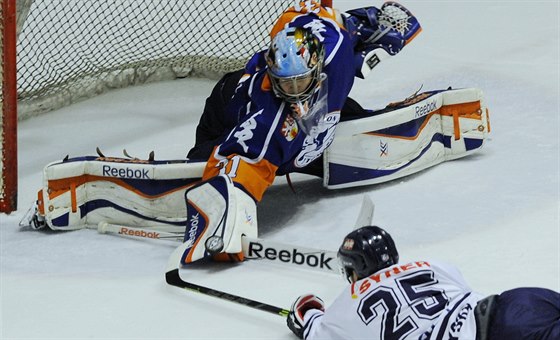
[33,156,205,230]
[182,175,258,264]
[324,88,490,189]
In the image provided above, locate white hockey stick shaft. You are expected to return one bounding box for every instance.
[242,237,339,275]
[354,195,375,229]
[99,195,374,275]
[98,222,183,241]
[98,222,341,275]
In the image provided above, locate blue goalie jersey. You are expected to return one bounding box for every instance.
[203,3,355,201]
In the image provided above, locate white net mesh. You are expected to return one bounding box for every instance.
[16,0,293,118]
[1,0,294,212]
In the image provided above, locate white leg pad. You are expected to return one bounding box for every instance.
[324,88,490,189]
[37,156,205,230]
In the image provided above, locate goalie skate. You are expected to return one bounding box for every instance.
[19,200,47,230]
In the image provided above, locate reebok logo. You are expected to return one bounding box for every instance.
[102,165,151,179]
[185,212,201,247]
[414,99,438,118]
[118,227,160,239]
[247,241,333,270]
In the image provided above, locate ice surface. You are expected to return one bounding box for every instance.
[1,1,558,338]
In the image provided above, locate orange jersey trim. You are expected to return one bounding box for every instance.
[204,150,278,202]
[270,1,343,38]
[261,73,272,92]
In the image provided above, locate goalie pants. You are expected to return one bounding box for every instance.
[187,69,370,177]
[487,287,560,340]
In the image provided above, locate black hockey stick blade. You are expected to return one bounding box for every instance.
[165,243,289,317]
[165,269,289,317]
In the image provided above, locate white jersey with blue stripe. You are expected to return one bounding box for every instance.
[302,260,484,340]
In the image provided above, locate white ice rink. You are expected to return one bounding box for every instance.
[1,1,559,338]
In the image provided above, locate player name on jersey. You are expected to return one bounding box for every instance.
[352,261,433,296]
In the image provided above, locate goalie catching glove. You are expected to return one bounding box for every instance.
[342,2,421,78]
[180,174,258,264]
[287,294,325,339]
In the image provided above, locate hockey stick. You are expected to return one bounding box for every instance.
[165,244,290,317]
[353,195,375,229]
[98,195,374,275]
[163,196,374,315]
[98,222,184,241]
[98,195,373,240]
[98,222,340,275]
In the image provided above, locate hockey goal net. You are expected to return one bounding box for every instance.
[1,0,304,213]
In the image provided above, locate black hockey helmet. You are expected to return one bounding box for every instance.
[337,226,399,282]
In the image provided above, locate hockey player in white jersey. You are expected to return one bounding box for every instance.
[287,226,560,340]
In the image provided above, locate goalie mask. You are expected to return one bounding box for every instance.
[266,27,325,104]
[337,226,399,282]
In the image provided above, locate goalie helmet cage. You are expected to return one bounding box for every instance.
[0,0,334,214]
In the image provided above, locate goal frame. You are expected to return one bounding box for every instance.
[1,0,17,213]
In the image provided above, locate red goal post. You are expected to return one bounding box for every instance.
[1,0,17,214]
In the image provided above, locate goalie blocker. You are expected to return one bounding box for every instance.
[181,175,258,263]
[25,87,489,231]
